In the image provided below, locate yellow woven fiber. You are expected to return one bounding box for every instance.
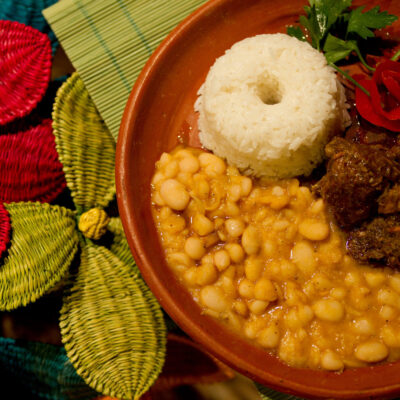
[78,208,110,240]
[0,202,79,310]
[52,72,116,216]
[60,243,166,400]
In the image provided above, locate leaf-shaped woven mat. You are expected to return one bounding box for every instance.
[0,0,59,53]
[0,202,79,310]
[0,20,52,125]
[60,243,167,400]
[256,383,304,400]
[0,118,66,203]
[0,337,97,400]
[52,72,116,215]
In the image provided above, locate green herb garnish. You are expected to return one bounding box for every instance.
[287,0,398,93]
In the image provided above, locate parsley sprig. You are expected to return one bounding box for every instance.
[287,0,398,96]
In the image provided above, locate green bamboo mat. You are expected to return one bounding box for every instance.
[43,0,207,141]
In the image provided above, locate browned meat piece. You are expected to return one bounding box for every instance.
[378,184,400,214]
[347,215,400,268]
[314,137,400,228]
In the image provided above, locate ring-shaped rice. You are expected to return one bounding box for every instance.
[195,34,349,178]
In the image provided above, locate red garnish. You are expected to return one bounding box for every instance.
[355,60,400,132]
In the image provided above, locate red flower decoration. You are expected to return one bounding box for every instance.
[0,119,66,203]
[0,204,10,259]
[0,20,52,125]
[355,60,400,132]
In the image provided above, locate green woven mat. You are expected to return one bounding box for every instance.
[43,0,207,141]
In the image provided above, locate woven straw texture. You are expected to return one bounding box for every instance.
[0,20,52,125]
[0,337,97,399]
[0,0,58,53]
[0,204,10,259]
[43,0,207,140]
[60,243,166,400]
[0,118,66,203]
[108,217,137,270]
[0,202,79,310]
[52,73,115,216]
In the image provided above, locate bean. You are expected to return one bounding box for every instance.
[291,241,316,276]
[298,219,329,241]
[228,184,242,202]
[160,179,190,210]
[200,286,228,312]
[352,318,375,335]
[364,271,386,288]
[184,237,205,260]
[244,257,264,282]
[242,225,260,255]
[249,300,268,315]
[269,195,289,210]
[167,252,192,270]
[158,152,172,167]
[355,341,388,363]
[238,279,255,299]
[377,288,400,308]
[164,160,179,178]
[233,300,248,317]
[179,156,199,173]
[161,214,186,234]
[381,325,400,347]
[240,177,253,197]
[225,243,244,263]
[321,350,344,371]
[330,287,347,300]
[225,218,245,238]
[310,198,325,214]
[183,267,197,286]
[224,201,240,217]
[214,250,230,271]
[192,213,214,236]
[262,240,275,257]
[199,153,226,176]
[313,299,344,322]
[244,319,265,339]
[279,260,297,279]
[152,191,165,206]
[380,305,397,320]
[193,176,210,198]
[285,308,302,330]
[254,278,277,301]
[258,325,280,348]
[196,263,217,285]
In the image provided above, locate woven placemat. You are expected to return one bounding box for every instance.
[43,0,207,141]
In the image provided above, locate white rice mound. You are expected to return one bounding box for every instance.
[195,33,350,178]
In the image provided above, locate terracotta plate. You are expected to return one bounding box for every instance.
[116,0,400,398]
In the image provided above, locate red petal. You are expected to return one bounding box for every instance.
[0,119,66,202]
[0,21,52,125]
[382,71,400,103]
[355,79,400,132]
[0,204,10,259]
[374,60,400,86]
